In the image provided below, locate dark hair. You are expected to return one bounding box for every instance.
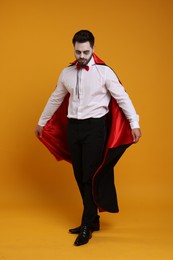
[72,30,95,48]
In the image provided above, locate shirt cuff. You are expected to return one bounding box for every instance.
[130,121,140,129]
[38,118,46,127]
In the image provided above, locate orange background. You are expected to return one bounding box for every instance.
[0,0,173,259]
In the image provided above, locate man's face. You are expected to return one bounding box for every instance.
[74,41,94,66]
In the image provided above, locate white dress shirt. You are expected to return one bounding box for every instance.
[38,57,139,129]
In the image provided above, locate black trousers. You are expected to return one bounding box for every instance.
[67,116,107,227]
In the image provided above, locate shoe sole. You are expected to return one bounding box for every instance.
[69,227,100,234]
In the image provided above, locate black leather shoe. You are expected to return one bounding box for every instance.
[74,225,92,246]
[69,226,81,234]
[69,221,100,234]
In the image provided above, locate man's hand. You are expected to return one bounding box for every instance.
[131,128,142,143]
[35,125,43,138]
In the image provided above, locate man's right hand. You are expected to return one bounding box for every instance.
[35,125,43,138]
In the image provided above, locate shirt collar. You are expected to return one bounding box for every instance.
[87,56,95,67]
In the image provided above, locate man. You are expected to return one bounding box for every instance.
[35,30,141,246]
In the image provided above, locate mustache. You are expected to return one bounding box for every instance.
[78,58,87,61]
[77,54,92,64]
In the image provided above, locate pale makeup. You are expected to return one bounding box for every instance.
[74,41,94,66]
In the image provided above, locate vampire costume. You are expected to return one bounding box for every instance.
[37,54,134,213]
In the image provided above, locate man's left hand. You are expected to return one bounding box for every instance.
[131,128,142,143]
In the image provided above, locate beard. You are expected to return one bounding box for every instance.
[77,54,93,66]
